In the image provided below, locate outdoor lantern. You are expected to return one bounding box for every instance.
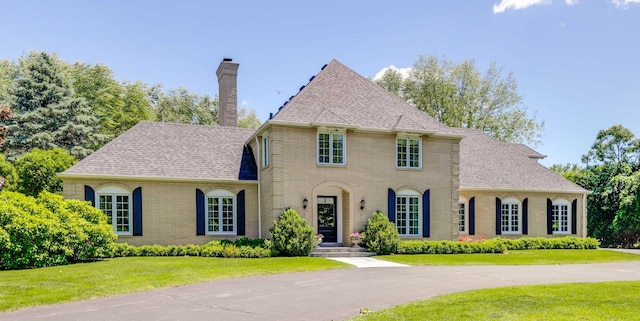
[303,197,308,209]
[360,199,365,210]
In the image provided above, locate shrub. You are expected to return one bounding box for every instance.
[396,237,599,255]
[0,154,17,191]
[14,148,77,197]
[270,208,315,256]
[362,211,400,255]
[105,240,272,259]
[0,191,116,269]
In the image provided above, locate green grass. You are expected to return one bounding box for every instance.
[350,281,640,321]
[0,256,349,312]
[379,249,640,265]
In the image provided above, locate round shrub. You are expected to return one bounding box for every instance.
[0,154,17,191]
[14,148,77,197]
[270,208,315,256]
[362,211,400,255]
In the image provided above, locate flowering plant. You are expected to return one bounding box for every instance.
[458,235,485,243]
[350,232,361,238]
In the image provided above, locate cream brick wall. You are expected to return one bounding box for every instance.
[459,190,587,239]
[63,178,258,246]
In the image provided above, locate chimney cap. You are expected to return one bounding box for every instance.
[223,58,233,62]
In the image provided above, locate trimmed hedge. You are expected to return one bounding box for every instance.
[106,238,273,259]
[396,237,600,255]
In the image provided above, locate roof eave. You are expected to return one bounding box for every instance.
[59,173,259,185]
[459,186,591,195]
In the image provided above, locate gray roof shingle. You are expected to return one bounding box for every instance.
[62,122,256,181]
[455,128,587,193]
[272,59,455,135]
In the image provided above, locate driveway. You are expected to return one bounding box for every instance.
[2,256,640,321]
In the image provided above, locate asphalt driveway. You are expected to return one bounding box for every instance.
[2,253,640,321]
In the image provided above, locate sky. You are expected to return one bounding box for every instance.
[1,0,639,167]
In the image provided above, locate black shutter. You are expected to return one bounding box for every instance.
[571,199,578,234]
[495,198,502,235]
[547,198,553,235]
[423,189,430,237]
[388,188,396,223]
[522,198,528,235]
[237,190,246,236]
[196,189,205,235]
[132,187,142,236]
[84,185,95,207]
[469,197,475,235]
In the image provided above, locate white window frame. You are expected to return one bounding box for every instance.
[396,135,422,169]
[552,199,571,235]
[262,135,269,168]
[458,198,468,234]
[205,189,236,235]
[501,197,521,234]
[396,189,421,236]
[96,186,132,236]
[317,129,346,165]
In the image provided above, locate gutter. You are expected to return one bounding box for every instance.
[254,136,262,239]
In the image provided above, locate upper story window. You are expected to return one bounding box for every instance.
[206,189,236,235]
[501,198,521,234]
[96,186,132,236]
[262,135,269,168]
[552,199,570,234]
[458,199,467,234]
[318,130,345,165]
[396,136,421,168]
[396,189,421,236]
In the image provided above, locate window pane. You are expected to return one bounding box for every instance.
[332,134,344,164]
[222,197,234,232]
[409,139,420,168]
[458,203,466,232]
[115,195,130,233]
[396,197,407,235]
[207,197,219,232]
[318,133,330,163]
[409,197,419,235]
[501,204,510,232]
[397,139,407,167]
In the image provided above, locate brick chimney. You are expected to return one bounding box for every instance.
[216,58,239,127]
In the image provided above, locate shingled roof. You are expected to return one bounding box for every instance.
[62,122,257,181]
[510,143,546,160]
[456,128,587,193]
[271,59,455,135]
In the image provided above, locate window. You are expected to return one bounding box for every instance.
[501,198,521,234]
[396,189,421,236]
[318,131,345,165]
[458,200,467,233]
[552,199,570,234]
[396,137,421,168]
[96,186,131,236]
[206,190,236,234]
[262,135,269,167]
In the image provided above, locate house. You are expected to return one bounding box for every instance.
[60,59,589,246]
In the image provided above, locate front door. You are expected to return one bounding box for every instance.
[317,196,337,242]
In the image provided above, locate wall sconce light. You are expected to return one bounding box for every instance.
[360,199,366,210]
[303,197,308,209]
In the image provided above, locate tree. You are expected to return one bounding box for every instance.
[237,107,262,129]
[376,55,544,146]
[2,51,104,159]
[0,59,18,105]
[151,86,218,125]
[14,148,77,197]
[581,124,640,168]
[0,154,17,191]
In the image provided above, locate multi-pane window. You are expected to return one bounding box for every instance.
[397,137,420,168]
[262,135,269,167]
[501,199,520,234]
[458,202,467,233]
[97,188,131,235]
[318,131,345,165]
[552,200,570,234]
[206,190,236,234]
[396,191,421,236]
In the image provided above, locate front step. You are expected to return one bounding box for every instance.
[309,246,376,258]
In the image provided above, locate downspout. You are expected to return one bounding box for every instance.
[255,136,262,238]
[582,193,588,238]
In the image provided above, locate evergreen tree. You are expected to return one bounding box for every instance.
[2,51,104,159]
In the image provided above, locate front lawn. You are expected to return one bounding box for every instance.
[350,281,640,321]
[0,256,349,312]
[379,249,640,265]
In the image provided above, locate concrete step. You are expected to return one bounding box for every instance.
[309,246,376,257]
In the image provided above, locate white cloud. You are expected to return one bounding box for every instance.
[611,0,640,8]
[373,65,411,81]
[565,0,579,5]
[241,100,249,106]
[493,0,551,14]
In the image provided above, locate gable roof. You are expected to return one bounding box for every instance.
[510,143,546,160]
[61,122,257,181]
[455,128,587,193]
[270,59,456,135]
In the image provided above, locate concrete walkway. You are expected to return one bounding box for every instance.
[2,256,640,321]
[328,257,409,268]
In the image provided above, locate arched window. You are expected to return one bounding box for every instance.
[552,199,570,234]
[96,186,132,235]
[458,197,468,234]
[501,197,521,234]
[396,189,421,236]
[205,189,236,234]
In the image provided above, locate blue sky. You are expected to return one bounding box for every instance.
[1,0,639,167]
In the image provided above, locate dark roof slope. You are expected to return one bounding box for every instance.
[456,128,587,193]
[63,122,257,181]
[271,59,455,135]
[510,143,546,160]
